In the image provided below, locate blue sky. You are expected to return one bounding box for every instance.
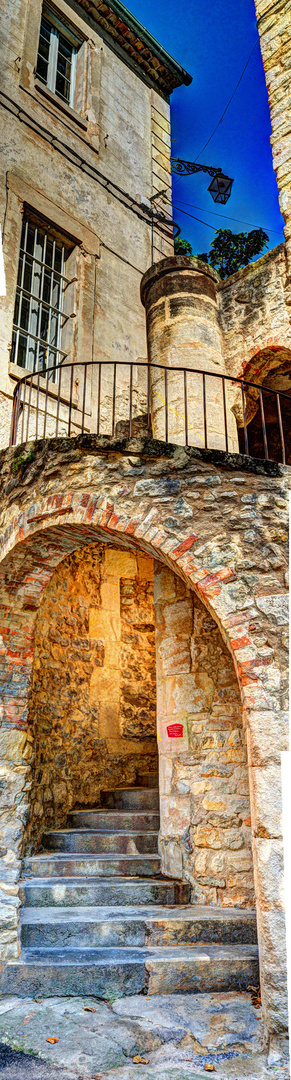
[127,0,285,257]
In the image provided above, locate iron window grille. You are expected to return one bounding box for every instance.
[11,213,73,382]
[36,6,82,107]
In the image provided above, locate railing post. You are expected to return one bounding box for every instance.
[129,364,133,438]
[241,381,249,456]
[259,388,269,460]
[202,372,207,449]
[68,365,74,437]
[81,364,87,435]
[164,367,168,442]
[184,369,188,447]
[277,392,286,465]
[147,364,150,436]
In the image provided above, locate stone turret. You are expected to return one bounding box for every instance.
[140,255,238,451]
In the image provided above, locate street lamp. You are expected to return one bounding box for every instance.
[171,159,234,204]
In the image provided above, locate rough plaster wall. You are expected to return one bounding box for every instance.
[25,543,157,853]
[155,565,255,908]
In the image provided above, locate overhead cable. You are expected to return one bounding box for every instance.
[193,38,260,161]
[174,199,284,235]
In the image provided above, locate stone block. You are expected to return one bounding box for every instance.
[89,609,121,642]
[253,839,285,909]
[250,765,283,838]
[159,795,190,837]
[160,839,183,879]
[255,594,288,625]
[90,666,120,702]
[158,755,173,795]
[137,554,154,581]
[104,548,137,578]
[247,711,289,765]
[0,731,29,765]
[100,580,120,611]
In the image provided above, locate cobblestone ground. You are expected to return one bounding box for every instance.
[0,994,289,1080]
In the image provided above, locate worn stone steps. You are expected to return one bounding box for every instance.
[21,904,258,949]
[20,876,191,908]
[1,781,259,1000]
[23,852,161,878]
[67,810,160,831]
[0,943,259,998]
[42,829,159,854]
[100,787,159,811]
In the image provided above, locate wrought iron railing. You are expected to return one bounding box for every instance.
[9,359,291,465]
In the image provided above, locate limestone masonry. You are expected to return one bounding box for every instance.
[0,0,289,1065]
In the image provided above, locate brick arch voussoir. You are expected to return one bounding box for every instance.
[0,488,266,730]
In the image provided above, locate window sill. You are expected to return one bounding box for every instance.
[34,78,88,131]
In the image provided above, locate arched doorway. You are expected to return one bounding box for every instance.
[236,347,291,462]
[25,542,158,852]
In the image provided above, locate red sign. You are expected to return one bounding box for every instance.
[167,723,183,738]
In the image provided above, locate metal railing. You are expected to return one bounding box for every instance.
[9,359,291,465]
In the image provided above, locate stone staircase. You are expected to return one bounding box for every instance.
[0,779,259,997]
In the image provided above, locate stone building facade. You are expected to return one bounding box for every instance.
[0,0,289,1064]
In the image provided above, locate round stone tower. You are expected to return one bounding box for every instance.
[140,255,238,451]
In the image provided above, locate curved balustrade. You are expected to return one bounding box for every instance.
[9,359,291,465]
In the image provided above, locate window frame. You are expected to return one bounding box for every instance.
[36,5,82,110]
[11,210,76,382]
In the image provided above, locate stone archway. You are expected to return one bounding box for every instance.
[236,346,291,463]
[0,434,288,1038]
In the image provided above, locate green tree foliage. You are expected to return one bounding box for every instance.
[197,227,269,279]
[174,236,193,256]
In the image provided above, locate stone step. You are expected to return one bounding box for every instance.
[22,853,161,879]
[0,944,259,998]
[137,772,159,788]
[67,810,160,831]
[42,830,159,855]
[100,788,159,811]
[21,904,258,949]
[20,876,191,908]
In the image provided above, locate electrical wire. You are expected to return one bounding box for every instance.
[173,206,217,230]
[173,199,284,235]
[193,38,260,161]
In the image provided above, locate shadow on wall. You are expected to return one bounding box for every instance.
[24,543,157,854]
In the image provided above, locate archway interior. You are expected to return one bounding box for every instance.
[25,543,158,853]
[24,539,255,911]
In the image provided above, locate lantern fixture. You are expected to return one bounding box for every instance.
[171,159,234,204]
[208,172,234,204]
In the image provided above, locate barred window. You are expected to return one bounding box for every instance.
[36,6,82,108]
[11,213,74,382]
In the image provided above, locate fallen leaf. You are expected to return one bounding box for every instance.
[132,1055,149,1064]
[46,1037,59,1045]
[23,1013,36,1023]
[204,1067,216,1073]
[182,1060,193,1062]
[83,1007,96,1013]
[91,1075,102,1079]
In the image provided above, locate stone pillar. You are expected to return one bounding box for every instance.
[140,255,238,451]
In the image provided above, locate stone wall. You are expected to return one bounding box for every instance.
[0,434,288,1038]
[255,0,291,301]
[155,565,254,908]
[25,543,157,853]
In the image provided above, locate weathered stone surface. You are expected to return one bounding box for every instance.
[25,543,157,850]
